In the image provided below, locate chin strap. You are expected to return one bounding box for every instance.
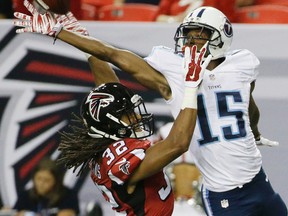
[89,126,120,141]
[130,129,150,139]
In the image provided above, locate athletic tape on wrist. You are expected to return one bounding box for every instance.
[84,53,92,59]
[52,23,63,44]
[181,87,198,110]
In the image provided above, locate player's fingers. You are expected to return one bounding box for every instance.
[196,41,209,64]
[53,13,61,19]
[191,45,197,63]
[14,12,31,21]
[58,13,69,23]
[15,28,25,34]
[269,141,279,146]
[66,11,75,19]
[184,46,191,63]
[183,46,191,72]
[15,27,32,34]
[197,47,206,65]
[67,12,77,23]
[24,0,36,14]
[13,20,31,27]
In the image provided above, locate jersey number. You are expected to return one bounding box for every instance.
[100,140,172,208]
[103,140,128,165]
[197,91,247,145]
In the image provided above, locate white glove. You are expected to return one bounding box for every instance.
[13,0,60,37]
[13,0,88,38]
[181,44,212,110]
[256,136,279,147]
[183,43,212,88]
[55,12,89,36]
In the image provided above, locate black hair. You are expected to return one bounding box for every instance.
[57,113,112,176]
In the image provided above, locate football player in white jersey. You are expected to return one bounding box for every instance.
[14,2,287,216]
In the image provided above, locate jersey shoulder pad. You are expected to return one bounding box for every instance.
[229,49,260,68]
[107,139,150,184]
[145,46,182,72]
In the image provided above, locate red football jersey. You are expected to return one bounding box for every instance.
[90,138,174,216]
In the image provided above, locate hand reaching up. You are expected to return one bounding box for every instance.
[13,0,59,36]
[183,43,212,88]
[13,0,88,38]
[181,43,212,110]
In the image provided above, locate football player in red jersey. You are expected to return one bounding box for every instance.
[57,44,210,215]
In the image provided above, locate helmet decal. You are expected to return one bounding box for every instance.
[224,19,233,38]
[86,92,114,121]
[196,8,206,18]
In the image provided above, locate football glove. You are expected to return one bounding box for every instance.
[13,0,88,38]
[13,0,60,37]
[183,43,212,88]
[256,136,279,147]
[55,12,89,36]
[181,44,212,110]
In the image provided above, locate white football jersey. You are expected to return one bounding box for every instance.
[145,46,262,192]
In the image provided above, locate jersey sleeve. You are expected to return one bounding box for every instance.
[230,49,260,82]
[145,46,186,119]
[107,139,151,185]
[145,46,180,73]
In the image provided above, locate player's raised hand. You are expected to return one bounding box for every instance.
[256,136,279,147]
[55,12,89,36]
[13,0,61,37]
[183,43,212,88]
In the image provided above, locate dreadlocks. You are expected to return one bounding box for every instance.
[58,113,111,176]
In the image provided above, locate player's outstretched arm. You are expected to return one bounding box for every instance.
[13,0,170,98]
[13,0,118,86]
[127,46,212,188]
[57,30,171,99]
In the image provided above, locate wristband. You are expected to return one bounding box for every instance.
[50,23,63,44]
[84,52,92,59]
[181,87,198,110]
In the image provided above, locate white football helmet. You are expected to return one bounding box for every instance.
[174,6,233,59]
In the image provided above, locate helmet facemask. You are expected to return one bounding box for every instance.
[175,23,223,57]
[127,95,154,139]
[107,94,154,140]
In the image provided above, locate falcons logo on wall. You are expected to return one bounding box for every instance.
[0,27,167,207]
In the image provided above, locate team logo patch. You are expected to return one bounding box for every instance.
[221,199,229,208]
[223,19,233,38]
[116,158,130,175]
[86,92,114,121]
[209,74,216,80]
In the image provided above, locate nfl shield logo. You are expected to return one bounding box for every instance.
[221,199,229,208]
